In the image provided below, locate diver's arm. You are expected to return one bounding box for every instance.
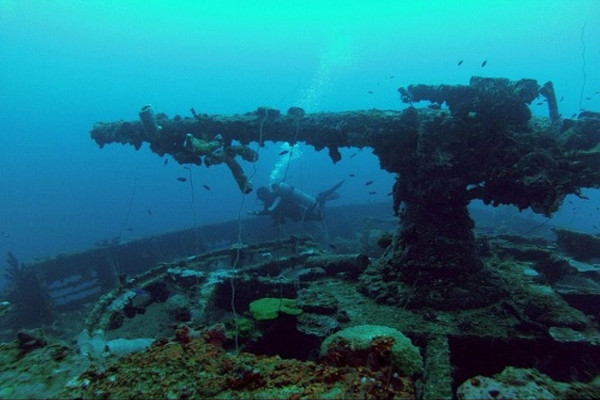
[268,196,282,213]
[249,196,282,216]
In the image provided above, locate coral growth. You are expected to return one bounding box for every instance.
[64,333,416,399]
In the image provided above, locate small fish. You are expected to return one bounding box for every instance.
[481,60,487,67]
[559,96,564,102]
[350,153,357,158]
[570,113,577,118]
[585,97,591,100]
[386,192,393,196]
[349,174,355,177]
[367,91,374,94]
[594,225,598,229]
[365,180,374,186]
[457,60,463,66]
[368,191,377,195]
[127,228,134,231]
[278,150,289,156]
[203,184,211,191]
[536,102,544,105]
[177,177,187,182]
[147,209,152,215]
[163,158,168,166]
[389,75,394,79]
[182,166,191,170]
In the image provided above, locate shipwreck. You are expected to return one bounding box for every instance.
[3,76,600,399]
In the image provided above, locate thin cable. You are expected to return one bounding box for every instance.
[322,218,330,247]
[578,24,587,111]
[518,218,550,238]
[253,111,267,176]
[188,166,200,253]
[118,169,138,240]
[229,190,246,354]
[281,120,300,183]
[567,202,583,230]
[229,109,268,354]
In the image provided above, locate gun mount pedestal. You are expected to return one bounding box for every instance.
[359,175,496,309]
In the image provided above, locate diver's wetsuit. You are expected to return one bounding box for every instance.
[254,180,344,223]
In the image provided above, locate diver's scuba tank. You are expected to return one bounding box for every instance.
[273,183,318,211]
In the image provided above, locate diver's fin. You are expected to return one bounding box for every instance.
[317,180,345,205]
[324,192,340,201]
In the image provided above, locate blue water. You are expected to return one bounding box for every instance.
[0,0,599,266]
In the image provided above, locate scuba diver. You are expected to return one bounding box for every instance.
[252,180,345,224]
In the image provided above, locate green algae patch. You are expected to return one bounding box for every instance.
[249,297,303,321]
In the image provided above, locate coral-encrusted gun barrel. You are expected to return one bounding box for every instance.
[90,78,600,214]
